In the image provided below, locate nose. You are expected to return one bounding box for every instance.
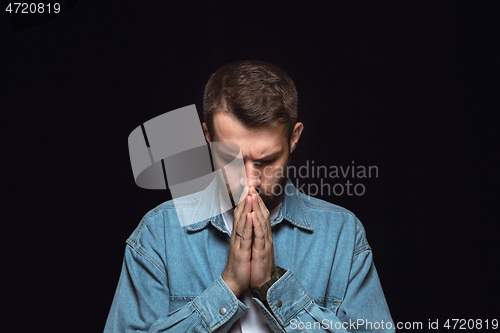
[240,160,261,188]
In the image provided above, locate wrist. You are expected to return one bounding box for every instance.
[251,273,272,290]
[221,274,243,298]
[252,266,286,303]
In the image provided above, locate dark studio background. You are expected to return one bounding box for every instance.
[2,1,497,331]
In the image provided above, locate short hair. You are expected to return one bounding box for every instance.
[203,60,298,139]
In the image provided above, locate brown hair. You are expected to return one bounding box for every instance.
[203,60,298,139]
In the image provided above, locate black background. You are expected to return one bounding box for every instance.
[2,1,498,331]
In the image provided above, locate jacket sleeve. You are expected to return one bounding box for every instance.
[253,223,395,332]
[104,235,249,332]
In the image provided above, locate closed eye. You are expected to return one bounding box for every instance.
[255,157,277,165]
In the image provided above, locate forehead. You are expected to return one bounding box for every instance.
[211,112,288,157]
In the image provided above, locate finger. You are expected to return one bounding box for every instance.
[238,185,250,205]
[233,186,249,223]
[256,192,269,218]
[235,195,252,237]
[251,187,267,216]
[233,195,250,241]
[251,194,266,237]
[252,210,267,250]
[254,193,271,237]
[240,211,253,251]
[232,207,247,244]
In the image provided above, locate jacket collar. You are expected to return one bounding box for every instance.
[186,178,313,233]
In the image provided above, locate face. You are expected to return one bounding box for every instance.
[203,112,303,209]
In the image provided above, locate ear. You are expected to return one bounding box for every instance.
[202,122,212,143]
[289,122,304,153]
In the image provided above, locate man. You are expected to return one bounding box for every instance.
[105,60,394,332]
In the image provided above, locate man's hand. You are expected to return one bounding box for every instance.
[222,186,253,298]
[249,187,275,290]
[222,186,275,296]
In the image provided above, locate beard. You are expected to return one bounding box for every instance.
[221,176,287,211]
[220,152,291,211]
[254,174,288,210]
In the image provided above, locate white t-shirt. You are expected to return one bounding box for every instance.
[220,195,281,333]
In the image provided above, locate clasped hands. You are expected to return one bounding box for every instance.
[222,186,274,298]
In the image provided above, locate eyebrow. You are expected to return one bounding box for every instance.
[254,151,282,162]
[215,147,283,162]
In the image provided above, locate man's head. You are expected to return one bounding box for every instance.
[202,60,303,209]
[203,60,298,140]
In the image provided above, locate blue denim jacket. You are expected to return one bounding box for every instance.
[104,179,394,332]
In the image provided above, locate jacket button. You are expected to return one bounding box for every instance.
[276,300,282,308]
[219,308,226,315]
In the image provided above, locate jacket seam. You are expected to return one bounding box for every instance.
[311,297,342,306]
[353,218,371,254]
[126,241,167,278]
[353,245,371,257]
[170,296,196,301]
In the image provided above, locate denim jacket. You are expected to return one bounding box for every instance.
[104,179,394,332]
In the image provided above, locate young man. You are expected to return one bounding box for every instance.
[104,61,394,332]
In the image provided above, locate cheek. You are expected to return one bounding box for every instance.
[261,165,283,182]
